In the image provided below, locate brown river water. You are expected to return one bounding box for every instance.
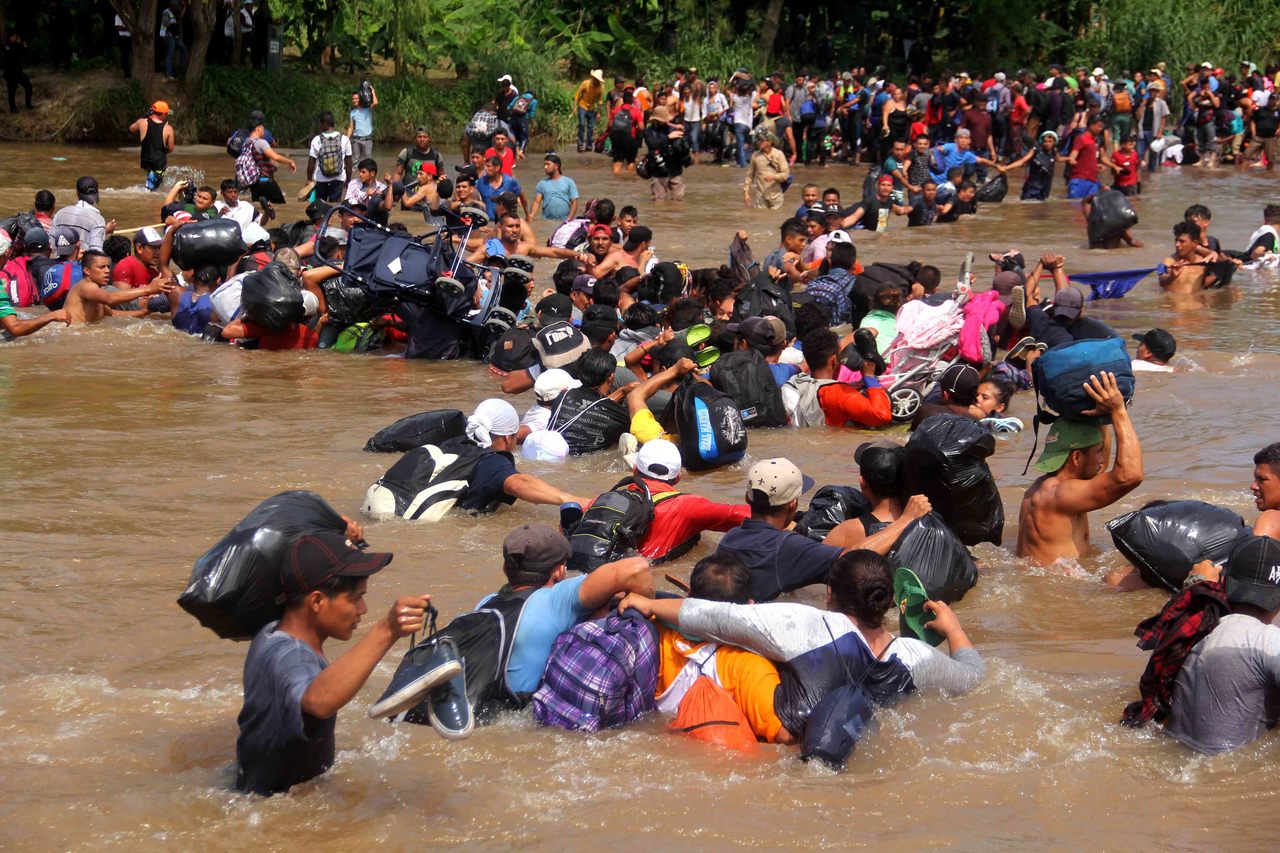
[2,141,1279,850]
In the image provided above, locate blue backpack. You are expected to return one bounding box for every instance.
[530,610,659,732]
[672,379,748,471]
[1032,336,1134,424]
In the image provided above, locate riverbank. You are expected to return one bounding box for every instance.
[0,64,574,148]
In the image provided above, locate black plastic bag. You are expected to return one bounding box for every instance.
[1106,500,1249,591]
[241,261,304,332]
[974,173,1008,203]
[321,277,372,328]
[172,218,247,271]
[888,512,978,603]
[796,485,873,542]
[363,409,466,453]
[1086,189,1138,245]
[903,414,1004,546]
[177,491,348,639]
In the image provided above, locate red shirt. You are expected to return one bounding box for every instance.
[1069,131,1100,181]
[584,476,750,562]
[483,146,517,176]
[817,383,892,428]
[112,254,156,287]
[1112,150,1140,186]
[1010,95,1030,124]
[238,320,319,350]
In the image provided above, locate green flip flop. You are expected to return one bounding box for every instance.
[893,567,944,647]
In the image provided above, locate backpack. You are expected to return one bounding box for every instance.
[782,373,835,428]
[710,348,788,427]
[672,379,748,471]
[549,387,630,455]
[530,610,659,732]
[610,108,634,133]
[316,131,344,178]
[565,476,670,573]
[1032,337,1134,424]
[226,128,249,157]
[37,259,82,309]
[671,672,759,752]
[510,94,532,116]
[235,141,261,188]
[363,409,466,453]
[361,437,487,521]
[3,255,37,306]
[1112,88,1132,114]
[731,273,796,338]
[390,588,536,725]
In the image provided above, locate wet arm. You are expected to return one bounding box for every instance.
[301,620,398,719]
[501,472,586,506]
[578,557,654,610]
[1057,409,1143,514]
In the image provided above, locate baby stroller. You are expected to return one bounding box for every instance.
[313,204,530,336]
[878,297,966,423]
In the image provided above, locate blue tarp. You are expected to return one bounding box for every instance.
[1070,268,1159,300]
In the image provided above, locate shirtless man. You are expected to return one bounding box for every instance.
[1251,442,1280,538]
[1016,372,1143,564]
[63,249,172,325]
[591,225,653,279]
[1158,221,1220,293]
[468,212,591,264]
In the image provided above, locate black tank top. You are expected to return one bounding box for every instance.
[140,119,167,170]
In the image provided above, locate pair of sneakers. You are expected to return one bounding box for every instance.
[368,623,474,740]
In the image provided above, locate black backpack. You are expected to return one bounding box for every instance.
[710,348,787,427]
[610,109,634,133]
[549,387,630,455]
[672,379,748,471]
[731,273,796,338]
[226,128,249,157]
[566,477,672,573]
[363,409,466,453]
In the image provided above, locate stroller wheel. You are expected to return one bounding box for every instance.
[889,387,922,424]
[502,267,533,286]
[506,254,535,273]
[459,206,490,228]
[483,307,517,332]
[436,276,465,298]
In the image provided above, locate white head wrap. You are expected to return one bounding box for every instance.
[465,398,520,447]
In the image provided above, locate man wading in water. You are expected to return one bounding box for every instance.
[128,101,175,192]
[1017,373,1144,565]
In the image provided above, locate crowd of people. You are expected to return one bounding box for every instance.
[5,59,1280,800]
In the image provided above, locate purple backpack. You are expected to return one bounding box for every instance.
[531,610,659,732]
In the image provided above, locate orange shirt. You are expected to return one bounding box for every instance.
[655,623,786,742]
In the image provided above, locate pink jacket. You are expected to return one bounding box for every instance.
[959,290,1006,364]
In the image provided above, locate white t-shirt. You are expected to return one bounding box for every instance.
[704,92,728,120]
[216,199,256,228]
[1132,359,1173,373]
[521,403,552,432]
[731,93,754,127]
[308,131,353,183]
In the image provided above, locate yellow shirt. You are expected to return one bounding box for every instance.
[656,624,786,742]
[575,80,604,111]
[630,409,674,445]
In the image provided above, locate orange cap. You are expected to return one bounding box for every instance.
[151,100,171,115]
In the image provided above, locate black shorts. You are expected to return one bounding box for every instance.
[314,180,344,203]
[249,179,285,205]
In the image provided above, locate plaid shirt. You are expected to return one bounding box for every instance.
[1122,580,1229,726]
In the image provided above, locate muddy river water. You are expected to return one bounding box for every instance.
[1,140,1278,849]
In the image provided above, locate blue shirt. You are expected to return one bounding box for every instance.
[505,574,591,692]
[716,518,843,602]
[930,143,979,183]
[533,175,579,221]
[349,107,373,137]
[769,362,800,386]
[476,174,522,219]
[235,621,333,795]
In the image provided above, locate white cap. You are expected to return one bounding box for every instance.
[1201,61,1213,69]
[498,74,513,84]
[241,221,271,248]
[534,368,581,402]
[1092,67,1105,77]
[828,229,853,245]
[635,438,682,481]
[994,72,1006,82]
[521,430,569,462]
